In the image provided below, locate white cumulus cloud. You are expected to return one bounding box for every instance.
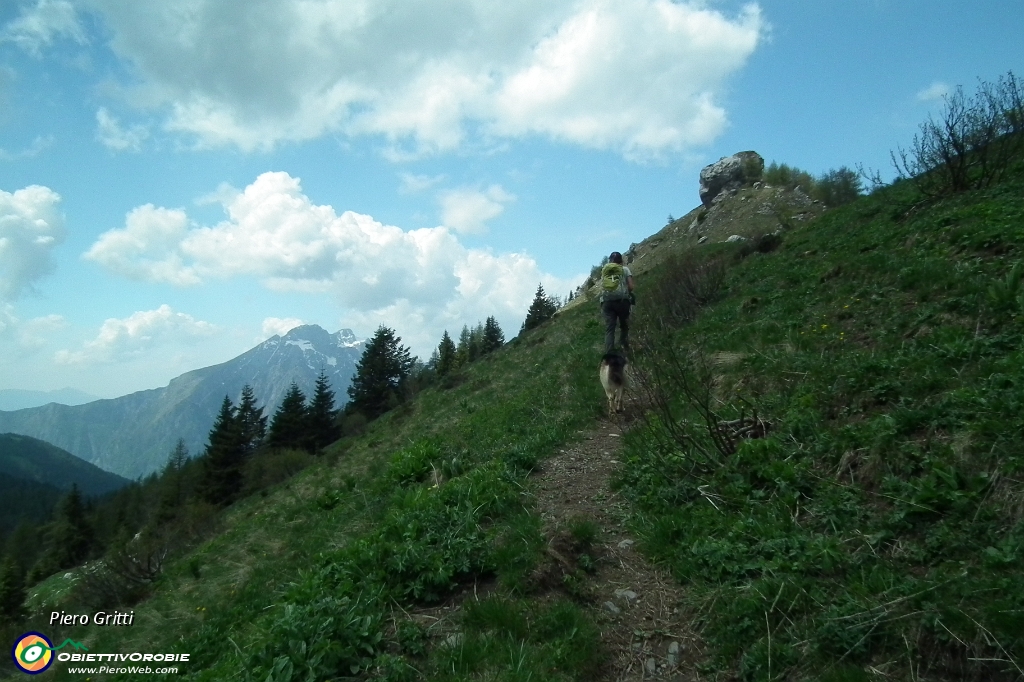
[0,184,66,300]
[439,185,516,235]
[84,204,198,285]
[55,304,216,365]
[81,0,763,157]
[491,0,760,158]
[83,171,577,357]
[261,316,305,339]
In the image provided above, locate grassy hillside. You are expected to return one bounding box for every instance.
[27,306,611,681]
[16,156,1024,681]
[616,168,1024,680]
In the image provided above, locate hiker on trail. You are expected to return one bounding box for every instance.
[600,251,635,353]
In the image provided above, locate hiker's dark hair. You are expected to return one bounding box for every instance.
[609,251,623,264]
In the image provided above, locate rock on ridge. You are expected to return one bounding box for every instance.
[699,151,764,207]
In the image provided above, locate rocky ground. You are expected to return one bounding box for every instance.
[530,418,706,681]
[393,415,709,681]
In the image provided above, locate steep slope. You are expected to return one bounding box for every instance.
[0,433,129,495]
[0,325,363,479]
[21,159,1024,682]
[0,433,130,547]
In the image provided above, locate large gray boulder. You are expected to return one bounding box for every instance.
[699,151,764,207]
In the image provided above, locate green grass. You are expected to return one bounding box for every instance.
[30,300,609,681]
[21,157,1024,682]
[616,170,1024,680]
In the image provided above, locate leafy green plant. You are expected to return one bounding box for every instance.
[567,517,599,549]
[617,151,1024,679]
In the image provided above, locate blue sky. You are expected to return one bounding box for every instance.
[0,0,1021,398]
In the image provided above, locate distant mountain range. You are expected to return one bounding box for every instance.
[0,325,364,479]
[0,433,129,495]
[0,387,100,411]
[0,433,131,541]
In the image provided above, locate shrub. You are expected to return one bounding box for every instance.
[764,161,816,193]
[765,160,864,207]
[70,530,169,610]
[813,166,863,207]
[242,448,314,493]
[892,70,1024,197]
[640,250,727,328]
[629,249,742,473]
[341,411,368,437]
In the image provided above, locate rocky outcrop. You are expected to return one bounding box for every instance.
[699,151,764,207]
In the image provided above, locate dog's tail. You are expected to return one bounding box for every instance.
[600,352,628,386]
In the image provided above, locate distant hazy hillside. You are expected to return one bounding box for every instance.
[0,387,100,411]
[0,325,363,479]
[0,433,130,548]
[0,433,129,495]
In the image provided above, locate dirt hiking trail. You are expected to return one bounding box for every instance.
[530,418,706,681]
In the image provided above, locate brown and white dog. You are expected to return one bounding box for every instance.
[599,352,628,415]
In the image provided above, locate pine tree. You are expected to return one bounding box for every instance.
[31,484,95,580]
[436,330,457,377]
[346,325,414,420]
[3,523,35,575]
[268,382,308,450]
[307,370,340,452]
[237,384,267,455]
[520,283,558,333]
[0,556,27,624]
[482,316,505,353]
[157,439,189,521]
[167,437,189,472]
[455,325,474,367]
[471,322,484,359]
[201,396,245,505]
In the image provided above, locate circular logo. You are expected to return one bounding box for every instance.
[11,632,54,675]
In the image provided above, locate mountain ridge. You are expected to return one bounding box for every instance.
[0,387,101,411]
[0,432,129,496]
[0,325,364,479]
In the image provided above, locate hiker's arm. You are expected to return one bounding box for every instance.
[627,276,634,292]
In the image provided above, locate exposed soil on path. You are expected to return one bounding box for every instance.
[389,418,709,680]
[529,418,707,681]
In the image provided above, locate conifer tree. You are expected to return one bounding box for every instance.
[31,484,95,580]
[347,325,414,420]
[455,325,475,367]
[157,439,189,521]
[0,556,27,624]
[307,370,341,452]
[520,283,558,333]
[482,316,505,353]
[201,396,245,505]
[268,382,308,450]
[3,523,35,575]
[472,321,485,358]
[237,384,267,455]
[436,330,457,377]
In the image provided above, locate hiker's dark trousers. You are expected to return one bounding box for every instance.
[602,298,631,352]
